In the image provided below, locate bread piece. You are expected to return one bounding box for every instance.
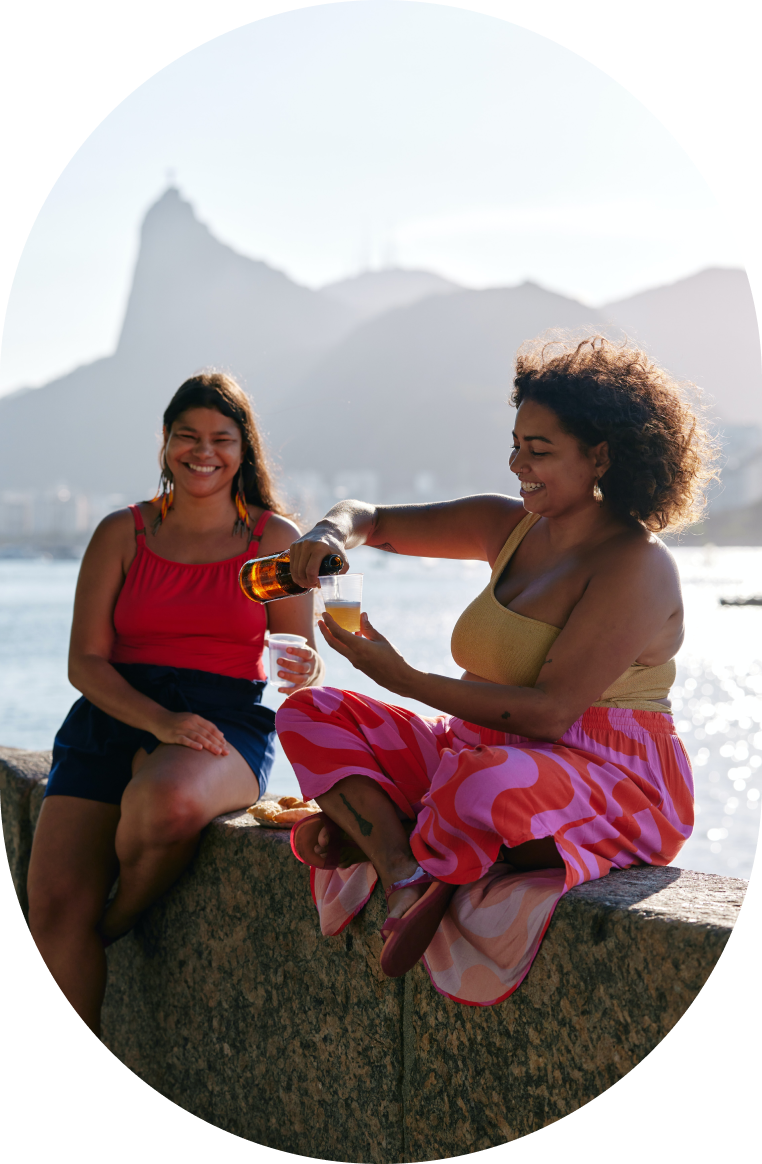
[276,806,320,824]
[247,801,281,821]
[247,796,319,828]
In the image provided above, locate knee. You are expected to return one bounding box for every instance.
[123,782,207,849]
[276,685,342,733]
[275,686,316,723]
[27,877,96,939]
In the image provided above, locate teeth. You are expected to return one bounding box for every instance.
[521,482,544,491]
[187,464,217,473]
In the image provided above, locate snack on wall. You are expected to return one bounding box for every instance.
[247,796,320,828]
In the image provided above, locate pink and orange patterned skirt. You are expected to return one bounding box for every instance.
[276,688,694,1007]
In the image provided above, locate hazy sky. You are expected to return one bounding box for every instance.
[0,2,741,394]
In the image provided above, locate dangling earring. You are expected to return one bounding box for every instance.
[233,466,251,537]
[593,479,604,504]
[151,457,174,533]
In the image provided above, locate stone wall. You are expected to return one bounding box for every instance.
[1,747,747,1162]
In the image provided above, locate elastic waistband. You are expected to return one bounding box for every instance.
[578,706,676,736]
[113,662,265,694]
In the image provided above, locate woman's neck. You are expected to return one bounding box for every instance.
[162,488,240,535]
[538,501,633,554]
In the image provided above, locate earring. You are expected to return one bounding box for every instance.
[233,466,251,537]
[151,458,174,532]
[593,480,604,504]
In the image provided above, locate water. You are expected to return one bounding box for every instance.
[1,545,760,879]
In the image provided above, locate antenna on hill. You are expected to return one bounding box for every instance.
[165,166,178,190]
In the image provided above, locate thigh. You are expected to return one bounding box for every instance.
[28,795,121,920]
[126,741,260,823]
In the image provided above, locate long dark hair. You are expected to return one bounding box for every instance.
[160,372,288,515]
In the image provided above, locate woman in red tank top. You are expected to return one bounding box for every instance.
[27,373,326,1034]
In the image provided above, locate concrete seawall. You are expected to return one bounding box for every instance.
[1,746,747,1161]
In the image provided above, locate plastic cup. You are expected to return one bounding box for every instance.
[268,633,307,687]
[319,573,363,633]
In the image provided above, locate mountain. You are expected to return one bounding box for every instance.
[0,189,356,497]
[1,189,760,510]
[320,268,461,322]
[267,283,607,497]
[602,269,762,426]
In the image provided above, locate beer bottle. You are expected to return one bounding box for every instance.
[239,550,344,603]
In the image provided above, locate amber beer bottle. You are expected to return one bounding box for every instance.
[239,551,343,603]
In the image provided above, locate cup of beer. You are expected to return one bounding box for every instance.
[268,633,308,686]
[318,573,363,633]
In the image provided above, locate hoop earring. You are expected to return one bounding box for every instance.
[151,457,174,533]
[593,480,604,504]
[233,466,251,537]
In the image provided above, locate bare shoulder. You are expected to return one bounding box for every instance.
[79,506,139,578]
[595,525,681,588]
[89,507,138,552]
[459,493,527,562]
[257,511,301,554]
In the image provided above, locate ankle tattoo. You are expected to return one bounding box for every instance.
[340,792,373,837]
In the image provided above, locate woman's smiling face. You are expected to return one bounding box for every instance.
[509,399,609,517]
[164,407,244,499]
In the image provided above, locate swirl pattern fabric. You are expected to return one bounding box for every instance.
[277,688,694,1006]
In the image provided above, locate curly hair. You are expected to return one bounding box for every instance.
[511,335,719,533]
[160,371,289,516]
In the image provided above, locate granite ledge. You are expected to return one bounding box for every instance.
[0,747,749,1161]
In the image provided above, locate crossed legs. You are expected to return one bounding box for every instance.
[311,774,565,922]
[314,776,426,918]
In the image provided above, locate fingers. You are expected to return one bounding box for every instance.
[288,533,348,589]
[288,538,332,589]
[359,612,386,642]
[176,736,205,751]
[277,646,311,662]
[317,615,356,657]
[177,735,228,755]
[320,611,356,641]
[178,716,229,755]
[276,647,313,677]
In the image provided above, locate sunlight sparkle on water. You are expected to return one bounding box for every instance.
[1,544,760,878]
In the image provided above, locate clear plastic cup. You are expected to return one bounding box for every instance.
[319,573,363,633]
[268,633,308,687]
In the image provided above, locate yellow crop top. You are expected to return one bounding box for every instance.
[450,512,675,713]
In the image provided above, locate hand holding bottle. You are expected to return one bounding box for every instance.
[288,524,349,590]
[239,546,343,603]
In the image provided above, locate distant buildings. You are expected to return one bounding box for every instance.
[4,429,762,556]
[0,490,125,556]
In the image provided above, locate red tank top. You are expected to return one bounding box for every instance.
[110,505,271,681]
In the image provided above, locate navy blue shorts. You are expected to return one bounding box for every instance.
[45,663,275,805]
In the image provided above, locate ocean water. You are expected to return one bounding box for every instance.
[1,544,760,879]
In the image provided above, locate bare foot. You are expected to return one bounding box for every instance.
[313,824,366,868]
[382,859,429,926]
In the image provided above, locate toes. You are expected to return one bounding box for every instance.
[387,886,425,920]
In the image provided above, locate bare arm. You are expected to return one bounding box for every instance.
[288,494,526,588]
[318,539,681,739]
[68,512,229,753]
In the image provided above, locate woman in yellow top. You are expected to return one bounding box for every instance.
[277,336,715,1002]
